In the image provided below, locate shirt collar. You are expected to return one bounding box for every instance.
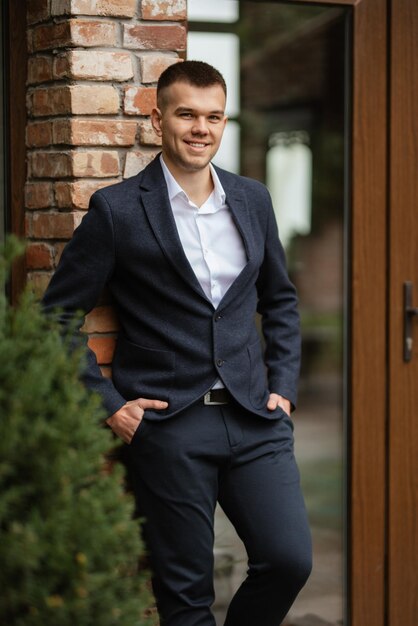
[160,155,226,209]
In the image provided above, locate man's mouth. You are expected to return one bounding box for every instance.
[185,141,209,149]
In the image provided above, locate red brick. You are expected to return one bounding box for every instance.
[55,50,134,81]
[27,121,53,147]
[139,53,180,84]
[138,119,161,146]
[82,306,119,333]
[28,56,54,84]
[123,24,186,51]
[141,0,186,21]
[99,365,112,379]
[32,19,117,52]
[27,272,54,298]
[124,86,156,115]
[53,54,69,78]
[51,0,136,18]
[31,211,84,239]
[31,84,119,115]
[74,120,136,146]
[29,86,72,117]
[87,335,116,365]
[54,119,137,146]
[25,182,54,209]
[54,179,119,209]
[71,19,117,47]
[72,150,120,178]
[54,242,67,264]
[50,0,70,15]
[27,0,50,25]
[51,120,72,145]
[25,213,33,237]
[54,181,76,208]
[26,242,54,270]
[32,21,72,52]
[30,151,72,178]
[124,150,159,178]
[70,85,120,114]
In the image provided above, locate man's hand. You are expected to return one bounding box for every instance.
[106,398,168,444]
[267,393,291,416]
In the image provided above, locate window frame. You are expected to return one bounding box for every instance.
[4,0,27,302]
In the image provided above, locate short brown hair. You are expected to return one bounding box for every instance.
[157,60,227,109]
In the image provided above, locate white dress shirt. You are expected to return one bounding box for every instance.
[160,156,247,308]
[160,156,247,389]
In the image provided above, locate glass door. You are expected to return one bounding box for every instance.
[188,3,351,624]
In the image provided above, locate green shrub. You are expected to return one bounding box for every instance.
[0,238,153,626]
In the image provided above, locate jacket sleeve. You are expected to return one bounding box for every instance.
[42,191,127,417]
[255,189,301,410]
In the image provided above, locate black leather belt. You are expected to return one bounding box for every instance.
[203,388,230,405]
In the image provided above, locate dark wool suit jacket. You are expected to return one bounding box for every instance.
[42,155,301,422]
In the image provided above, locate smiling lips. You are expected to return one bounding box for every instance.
[185,140,210,150]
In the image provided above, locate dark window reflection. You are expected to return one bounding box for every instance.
[0,5,4,245]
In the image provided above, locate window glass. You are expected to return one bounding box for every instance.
[188,31,240,118]
[189,4,350,625]
[188,0,239,23]
[213,120,240,174]
[267,132,312,248]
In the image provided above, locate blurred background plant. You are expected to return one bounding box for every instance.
[0,236,154,626]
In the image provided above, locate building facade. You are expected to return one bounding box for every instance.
[2,1,417,626]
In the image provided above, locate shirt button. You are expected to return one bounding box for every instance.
[216,358,224,367]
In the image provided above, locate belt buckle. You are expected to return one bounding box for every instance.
[203,391,227,406]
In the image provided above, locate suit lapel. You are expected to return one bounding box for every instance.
[225,189,255,263]
[216,169,258,309]
[139,158,210,302]
[138,157,258,309]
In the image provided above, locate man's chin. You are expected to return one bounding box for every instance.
[164,149,218,173]
[180,156,213,172]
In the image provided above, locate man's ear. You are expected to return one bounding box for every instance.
[151,107,163,137]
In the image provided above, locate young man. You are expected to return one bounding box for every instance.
[42,61,312,626]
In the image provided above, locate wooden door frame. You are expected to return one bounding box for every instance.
[286,0,388,624]
[5,0,390,622]
[5,0,27,302]
[388,0,418,622]
[349,1,387,624]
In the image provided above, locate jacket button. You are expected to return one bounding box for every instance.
[216,358,224,367]
[215,314,222,322]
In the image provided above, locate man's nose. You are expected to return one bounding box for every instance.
[191,117,209,134]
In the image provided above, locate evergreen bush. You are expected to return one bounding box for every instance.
[0,238,154,626]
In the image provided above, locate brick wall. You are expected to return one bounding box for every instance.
[25,0,186,374]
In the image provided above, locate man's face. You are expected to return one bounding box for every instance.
[151,81,227,174]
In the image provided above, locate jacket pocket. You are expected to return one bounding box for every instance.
[247,339,269,409]
[112,336,175,401]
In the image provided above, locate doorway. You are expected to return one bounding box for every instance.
[189,1,418,624]
[188,3,350,624]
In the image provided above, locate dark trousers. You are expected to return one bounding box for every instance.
[126,400,312,626]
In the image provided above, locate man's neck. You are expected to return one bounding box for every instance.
[162,157,214,207]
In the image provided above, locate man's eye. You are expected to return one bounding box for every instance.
[180,113,192,118]
[209,116,221,122]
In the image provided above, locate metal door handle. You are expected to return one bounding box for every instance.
[403,281,418,361]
